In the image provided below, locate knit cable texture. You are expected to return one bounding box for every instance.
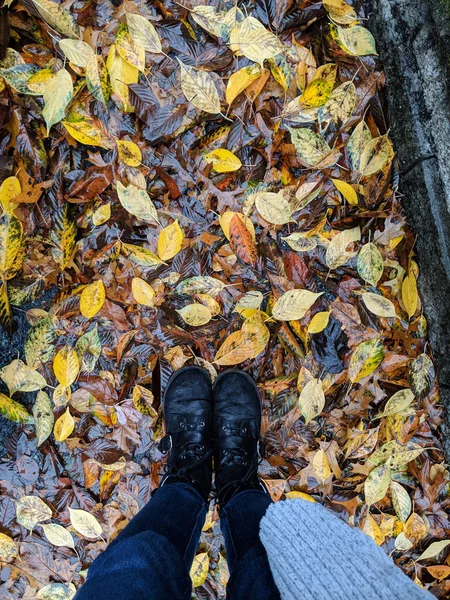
[260,500,433,600]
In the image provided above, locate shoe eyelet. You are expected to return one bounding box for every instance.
[180,422,185,428]
[200,421,205,428]
[222,426,227,432]
[242,427,247,434]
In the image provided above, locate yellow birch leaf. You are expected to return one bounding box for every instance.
[359,135,394,177]
[347,120,372,173]
[178,59,221,114]
[326,226,361,270]
[203,149,242,173]
[190,552,209,588]
[0,532,17,561]
[53,384,71,407]
[0,176,21,213]
[116,140,142,166]
[158,219,184,261]
[364,460,391,506]
[348,338,383,383]
[287,126,334,167]
[323,80,357,124]
[122,243,165,268]
[331,178,358,205]
[106,44,138,112]
[31,0,79,38]
[404,513,427,544]
[42,68,73,135]
[272,289,323,321]
[226,64,261,104]
[86,55,110,106]
[255,191,293,225]
[132,385,157,418]
[16,495,52,530]
[177,303,212,326]
[131,277,155,307]
[33,390,54,446]
[41,523,75,549]
[69,507,102,540]
[390,481,412,523]
[117,181,158,223]
[92,203,111,226]
[195,294,221,317]
[357,242,383,286]
[362,514,384,546]
[116,24,145,72]
[80,280,106,319]
[126,13,163,54]
[236,16,283,64]
[299,78,333,107]
[59,39,94,67]
[0,392,33,424]
[298,378,325,424]
[219,211,256,241]
[331,24,378,57]
[285,491,316,502]
[376,389,415,418]
[53,345,79,387]
[62,119,111,148]
[54,407,74,442]
[312,449,331,481]
[362,292,396,318]
[402,272,418,318]
[307,311,331,334]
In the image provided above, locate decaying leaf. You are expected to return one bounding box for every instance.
[69,508,102,540]
[16,495,52,530]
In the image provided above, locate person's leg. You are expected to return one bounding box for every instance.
[74,482,207,600]
[75,366,214,600]
[220,489,281,600]
[213,369,281,600]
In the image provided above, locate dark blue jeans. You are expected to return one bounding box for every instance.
[74,482,281,600]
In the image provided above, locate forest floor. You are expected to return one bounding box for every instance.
[0,1,449,598]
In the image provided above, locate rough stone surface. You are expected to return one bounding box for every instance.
[366,0,450,455]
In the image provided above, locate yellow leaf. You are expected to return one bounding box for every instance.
[285,491,316,502]
[362,514,384,546]
[190,552,209,588]
[195,293,221,317]
[326,226,361,270]
[62,119,111,148]
[226,64,261,104]
[307,311,331,334]
[53,384,71,407]
[254,191,293,225]
[404,513,427,544]
[16,495,52,530]
[219,211,256,241]
[300,78,333,107]
[426,565,450,580]
[312,449,331,481]
[54,407,75,442]
[116,139,142,167]
[131,277,155,307]
[41,523,75,549]
[331,178,358,205]
[298,378,325,424]
[53,345,79,387]
[69,507,102,540]
[177,303,212,326]
[178,59,221,114]
[418,540,450,561]
[359,135,394,177]
[348,338,383,383]
[80,280,106,319]
[0,358,46,394]
[158,219,184,261]
[132,384,157,418]
[116,24,145,72]
[59,38,94,67]
[0,532,18,561]
[203,148,242,173]
[0,176,21,213]
[357,242,383,286]
[126,13,163,54]
[214,311,269,365]
[324,81,357,124]
[117,181,158,223]
[92,203,111,226]
[331,24,378,57]
[42,68,73,135]
[0,392,34,424]
[390,481,412,523]
[361,292,396,318]
[272,289,323,321]
[106,44,139,112]
[364,460,391,506]
[236,16,283,65]
[402,272,418,319]
[376,389,414,418]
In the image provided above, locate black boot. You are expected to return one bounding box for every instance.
[213,369,268,506]
[159,366,213,501]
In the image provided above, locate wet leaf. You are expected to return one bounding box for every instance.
[158,220,184,261]
[220,211,256,241]
[75,325,102,372]
[404,513,427,544]
[131,277,155,307]
[33,391,54,446]
[178,60,221,115]
[364,460,391,506]
[348,338,383,383]
[307,311,331,334]
[37,583,76,600]
[42,69,73,135]
[357,242,384,286]
[117,182,159,223]
[287,126,334,167]
[312,449,331,481]
[176,276,225,297]
[41,523,75,549]
[418,540,450,561]
[326,226,361,270]
[59,39,94,67]
[69,508,102,540]
[0,392,34,424]
[298,378,325,424]
[177,303,212,327]
[409,353,435,398]
[0,532,18,561]
[331,178,358,205]
[273,289,323,321]
[54,407,75,442]
[402,272,418,318]
[16,495,52,530]
[331,24,377,57]
[31,0,80,38]
[254,191,293,225]
[376,389,414,418]
[204,149,242,173]
[126,13,162,54]
[1,358,47,395]
[116,140,142,167]
[229,213,258,266]
[53,345,79,387]
[226,64,261,104]
[190,552,209,588]
[361,292,396,318]
[390,481,411,523]
[80,280,106,319]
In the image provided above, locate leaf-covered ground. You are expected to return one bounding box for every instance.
[0,0,449,598]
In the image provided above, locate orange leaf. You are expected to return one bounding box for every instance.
[229,213,258,266]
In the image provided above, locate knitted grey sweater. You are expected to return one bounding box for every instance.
[260,500,433,600]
